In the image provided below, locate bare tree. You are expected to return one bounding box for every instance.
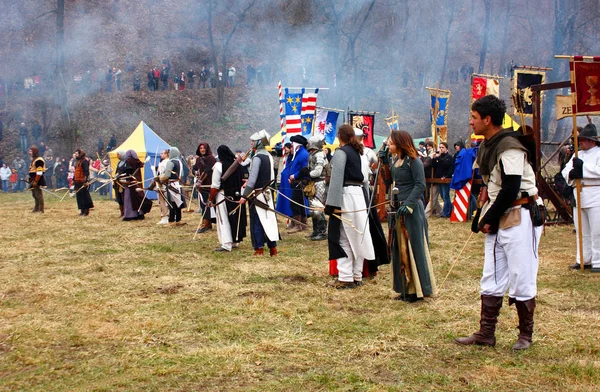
[478,0,492,73]
[207,0,257,121]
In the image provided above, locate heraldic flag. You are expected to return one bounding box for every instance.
[301,89,319,137]
[315,109,340,145]
[430,95,449,126]
[349,113,376,149]
[514,70,545,116]
[471,76,500,101]
[570,56,600,115]
[284,89,303,135]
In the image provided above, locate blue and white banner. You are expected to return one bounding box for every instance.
[315,109,339,145]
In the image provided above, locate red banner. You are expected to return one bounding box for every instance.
[471,77,487,101]
[349,113,375,149]
[571,58,600,115]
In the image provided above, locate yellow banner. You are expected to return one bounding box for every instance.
[556,95,574,120]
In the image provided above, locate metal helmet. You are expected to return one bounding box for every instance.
[250,129,270,148]
[307,134,325,150]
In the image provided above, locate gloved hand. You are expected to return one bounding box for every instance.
[324,205,337,216]
[569,167,583,180]
[572,157,583,171]
[377,148,389,164]
[395,205,410,218]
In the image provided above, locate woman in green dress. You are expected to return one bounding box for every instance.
[380,130,437,302]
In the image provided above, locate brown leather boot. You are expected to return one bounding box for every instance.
[253,248,264,256]
[269,247,277,257]
[512,298,535,350]
[455,295,503,347]
[197,219,212,233]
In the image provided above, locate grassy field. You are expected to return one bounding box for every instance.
[0,192,599,391]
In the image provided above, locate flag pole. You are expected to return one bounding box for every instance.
[561,55,585,271]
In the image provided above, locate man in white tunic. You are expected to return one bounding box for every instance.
[561,124,600,272]
[456,95,543,351]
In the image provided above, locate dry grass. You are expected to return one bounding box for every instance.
[0,192,599,391]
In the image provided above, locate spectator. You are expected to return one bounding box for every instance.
[19,123,29,154]
[13,156,27,191]
[246,63,256,86]
[31,120,42,144]
[147,69,155,91]
[105,67,113,92]
[113,67,122,91]
[107,134,117,153]
[133,69,141,91]
[10,168,18,192]
[432,142,454,218]
[44,148,54,188]
[179,72,185,90]
[187,69,195,89]
[160,66,169,90]
[200,66,209,88]
[228,65,236,87]
[152,67,160,91]
[0,163,10,192]
[97,136,105,157]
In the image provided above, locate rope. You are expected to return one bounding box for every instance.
[270,186,390,214]
[438,232,474,292]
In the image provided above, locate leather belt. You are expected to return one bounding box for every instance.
[344,181,363,187]
[512,195,537,207]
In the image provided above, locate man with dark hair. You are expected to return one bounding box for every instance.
[456,95,543,351]
[432,141,454,218]
[561,124,600,272]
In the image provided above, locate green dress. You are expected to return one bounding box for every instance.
[389,156,437,299]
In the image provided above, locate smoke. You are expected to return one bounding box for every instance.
[1,0,599,154]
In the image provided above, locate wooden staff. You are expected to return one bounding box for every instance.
[571,91,585,271]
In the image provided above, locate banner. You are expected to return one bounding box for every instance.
[471,76,500,101]
[430,95,450,126]
[513,69,545,116]
[427,87,451,144]
[349,113,375,149]
[283,89,303,135]
[315,109,340,145]
[556,95,574,120]
[570,57,600,115]
[301,89,319,137]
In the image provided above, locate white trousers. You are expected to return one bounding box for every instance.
[335,186,374,283]
[336,226,364,283]
[480,208,542,301]
[573,206,600,268]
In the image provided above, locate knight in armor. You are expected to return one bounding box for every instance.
[28,147,46,213]
[299,135,328,241]
[158,147,186,226]
[239,130,280,256]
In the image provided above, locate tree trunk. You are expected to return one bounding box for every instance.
[478,0,491,74]
[56,0,74,152]
[440,3,456,86]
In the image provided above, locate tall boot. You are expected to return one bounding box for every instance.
[119,204,124,217]
[38,192,44,213]
[455,295,503,347]
[512,298,536,351]
[197,219,212,233]
[306,216,318,238]
[312,215,328,241]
